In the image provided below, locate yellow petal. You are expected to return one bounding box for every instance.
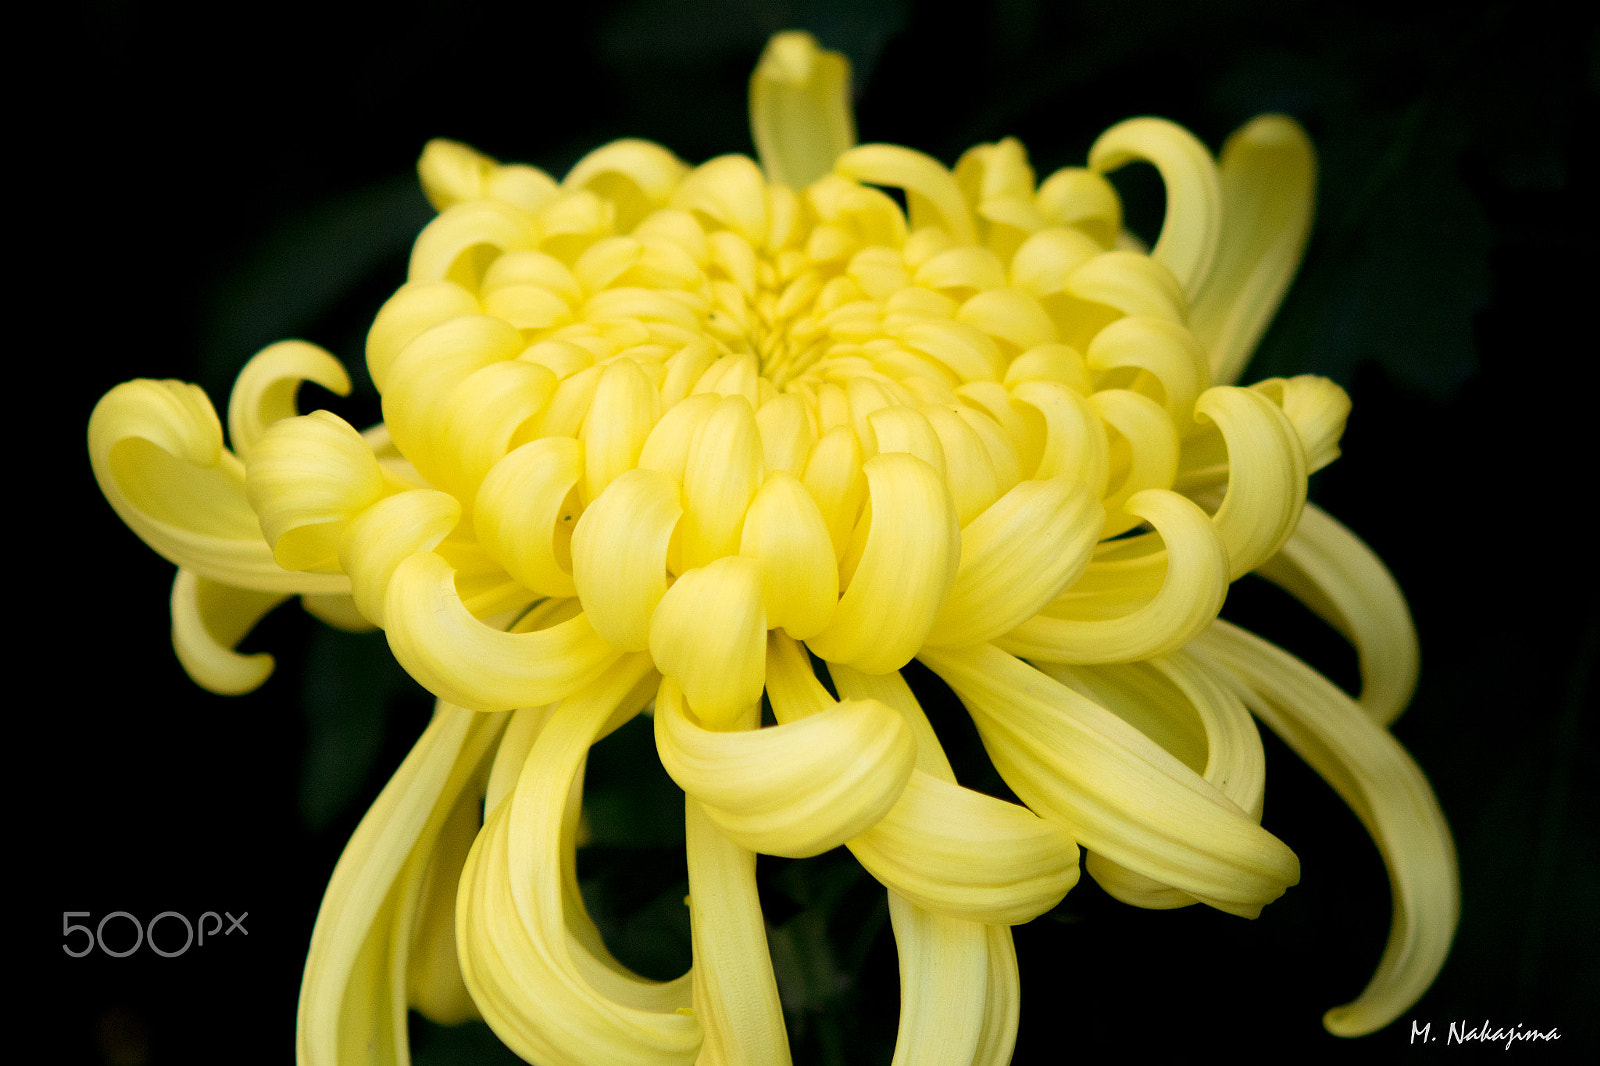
[927,477,1103,647]
[226,340,353,462]
[570,466,682,651]
[654,676,914,857]
[685,799,793,1065]
[365,280,480,393]
[884,894,987,1066]
[385,551,619,712]
[836,145,977,246]
[475,437,584,600]
[1194,384,1307,579]
[298,701,504,1066]
[88,379,347,594]
[807,452,960,672]
[738,471,839,639]
[680,394,764,571]
[921,642,1299,916]
[750,31,855,190]
[1193,621,1457,1036]
[1188,115,1316,386]
[458,656,700,1066]
[1088,117,1222,303]
[1256,502,1419,726]
[1000,489,1227,664]
[1251,374,1351,474]
[169,569,285,695]
[246,411,387,573]
[339,489,460,627]
[649,557,768,727]
[582,357,663,501]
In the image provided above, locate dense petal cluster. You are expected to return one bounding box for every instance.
[88,32,1457,1065]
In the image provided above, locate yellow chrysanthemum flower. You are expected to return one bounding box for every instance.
[88,31,1457,1064]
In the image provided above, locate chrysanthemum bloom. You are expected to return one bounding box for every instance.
[89,32,1457,1065]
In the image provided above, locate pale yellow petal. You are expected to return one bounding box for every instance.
[649,557,768,727]
[921,642,1299,916]
[1000,489,1227,664]
[750,31,855,190]
[655,676,914,857]
[1088,117,1222,303]
[475,437,584,600]
[739,470,839,639]
[169,569,285,695]
[246,411,387,573]
[1194,384,1307,579]
[88,379,347,594]
[1193,621,1457,1036]
[836,145,977,245]
[807,452,960,672]
[339,489,460,627]
[885,894,987,1066]
[385,551,620,713]
[226,340,353,462]
[570,466,682,651]
[927,477,1103,647]
[1256,502,1420,726]
[1188,115,1316,386]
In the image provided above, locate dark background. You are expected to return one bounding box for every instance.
[33,0,1597,1062]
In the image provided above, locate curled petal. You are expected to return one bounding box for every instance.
[226,340,352,461]
[170,569,285,695]
[1193,621,1457,1036]
[1000,489,1227,664]
[1195,385,1306,579]
[89,379,346,594]
[1085,315,1209,427]
[654,678,915,858]
[680,395,764,570]
[749,30,855,190]
[649,557,768,727]
[476,438,583,600]
[807,453,960,672]
[1188,115,1316,386]
[366,280,480,393]
[850,770,1079,924]
[570,466,682,651]
[1091,388,1179,535]
[922,642,1299,917]
[1256,503,1419,726]
[1251,374,1351,474]
[927,477,1103,647]
[385,551,619,713]
[582,357,662,501]
[339,489,460,627]
[246,411,387,573]
[1089,117,1222,302]
[836,145,978,245]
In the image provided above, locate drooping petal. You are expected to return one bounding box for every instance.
[246,411,388,573]
[1192,621,1458,1036]
[884,893,988,1066]
[169,569,286,695]
[926,477,1103,647]
[1256,503,1420,725]
[685,799,793,1065]
[458,656,701,1066]
[921,642,1299,917]
[298,702,505,1066]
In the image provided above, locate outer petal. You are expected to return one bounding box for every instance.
[297,702,505,1066]
[1257,502,1419,726]
[1192,621,1457,1036]
[654,677,914,857]
[385,552,619,713]
[1188,115,1316,386]
[749,31,855,190]
[170,569,285,695]
[921,642,1299,917]
[89,379,347,594]
[226,340,353,462]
